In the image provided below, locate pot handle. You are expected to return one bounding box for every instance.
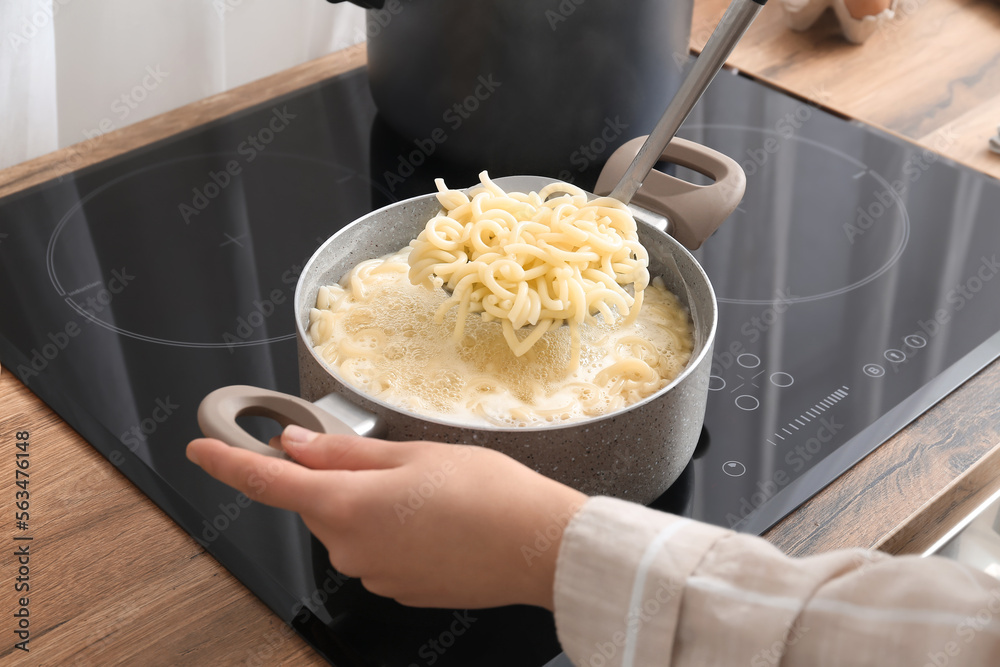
[323,0,386,8]
[198,385,365,459]
[594,136,746,250]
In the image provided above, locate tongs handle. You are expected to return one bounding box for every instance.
[596,137,745,250]
[609,0,767,204]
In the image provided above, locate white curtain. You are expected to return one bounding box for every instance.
[0,0,366,170]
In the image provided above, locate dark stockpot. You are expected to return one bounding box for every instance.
[329,0,694,177]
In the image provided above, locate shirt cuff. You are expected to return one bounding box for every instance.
[552,496,728,667]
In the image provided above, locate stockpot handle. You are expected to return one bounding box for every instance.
[324,0,386,8]
[594,136,746,250]
[198,385,361,458]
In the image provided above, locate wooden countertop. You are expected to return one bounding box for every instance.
[2,2,1000,663]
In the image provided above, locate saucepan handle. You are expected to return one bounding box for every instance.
[323,0,386,8]
[198,385,363,458]
[594,136,746,250]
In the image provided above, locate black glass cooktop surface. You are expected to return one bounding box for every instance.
[1,65,998,665]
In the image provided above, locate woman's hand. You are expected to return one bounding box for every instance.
[186,427,587,610]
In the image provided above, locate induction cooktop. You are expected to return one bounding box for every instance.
[1,62,998,665]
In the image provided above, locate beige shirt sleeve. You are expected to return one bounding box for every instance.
[553,496,1000,666]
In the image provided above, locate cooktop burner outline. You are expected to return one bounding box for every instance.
[682,124,912,305]
[44,152,380,349]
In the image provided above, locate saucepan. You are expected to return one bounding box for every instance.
[199,0,763,501]
[198,136,744,503]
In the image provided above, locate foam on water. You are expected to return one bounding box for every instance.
[309,248,693,428]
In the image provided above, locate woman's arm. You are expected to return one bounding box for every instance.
[555,497,1000,666]
[188,427,1000,666]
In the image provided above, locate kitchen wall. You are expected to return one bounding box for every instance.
[1,0,366,170]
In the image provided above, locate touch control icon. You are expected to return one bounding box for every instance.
[884,349,906,364]
[712,347,794,411]
[770,372,794,388]
[864,363,885,377]
[723,461,746,477]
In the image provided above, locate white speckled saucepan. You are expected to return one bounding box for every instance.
[199,137,745,503]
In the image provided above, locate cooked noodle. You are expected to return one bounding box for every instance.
[407,172,650,368]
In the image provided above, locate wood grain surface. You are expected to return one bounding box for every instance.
[691,0,1000,181]
[763,355,1000,557]
[1,2,999,664]
[0,373,324,666]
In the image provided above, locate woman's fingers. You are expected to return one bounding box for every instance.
[187,431,588,610]
[186,438,343,514]
[278,425,410,471]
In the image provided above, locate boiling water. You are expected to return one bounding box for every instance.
[309,249,693,428]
